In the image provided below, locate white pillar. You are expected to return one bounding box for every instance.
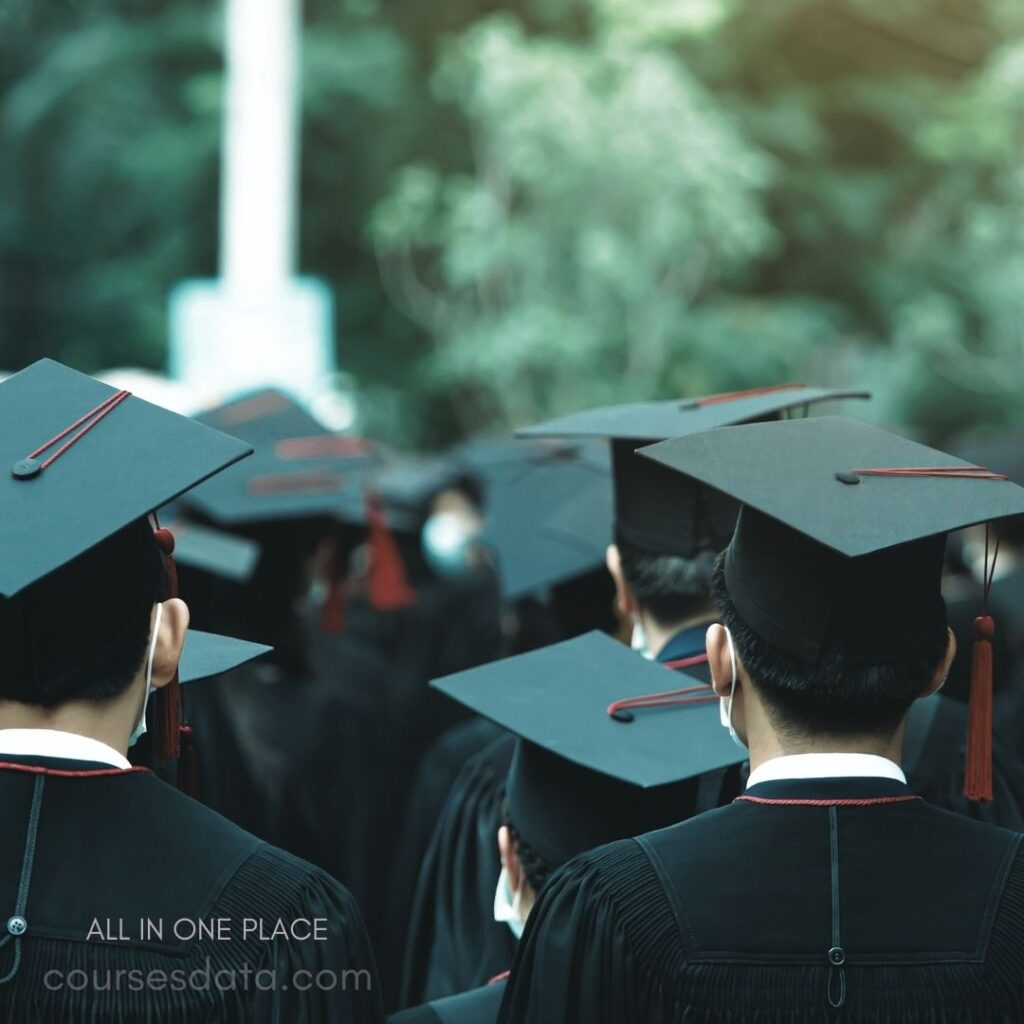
[220,0,300,292]
[169,0,339,409]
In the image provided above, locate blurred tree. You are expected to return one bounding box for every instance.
[371,13,777,433]
[371,0,1023,441]
[0,0,1020,445]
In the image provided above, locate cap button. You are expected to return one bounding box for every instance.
[11,457,42,480]
[6,915,27,937]
[611,709,635,723]
[835,471,860,486]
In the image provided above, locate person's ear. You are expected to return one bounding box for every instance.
[920,627,957,698]
[606,543,636,620]
[706,623,735,699]
[150,599,190,689]
[497,825,523,894]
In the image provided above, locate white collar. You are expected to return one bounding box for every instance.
[0,729,131,770]
[746,752,906,790]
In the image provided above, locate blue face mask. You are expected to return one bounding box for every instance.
[128,603,162,748]
[717,625,747,751]
[421,511,480,579]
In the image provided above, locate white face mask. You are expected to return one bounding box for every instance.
[129,603,162,748]
[421,511,479,579]
[717,625,746,751]
[493,865,528,940]
[631,619,655,661]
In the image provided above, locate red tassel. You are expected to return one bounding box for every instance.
[964,615,995,803]
[365,490,416,611]
[320,573,349,634]
[152,526,181,761]
[176,725,200,799]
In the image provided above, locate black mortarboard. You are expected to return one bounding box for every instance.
[361,456,483,532]
[178,631,272,684]
[183,425,380,527]
[195,388,327,445]
[460,438,613,599]
[520,386,870,555]
[433,631,744,867]
[951,430,1024,547]
[0,359,254,708]
[160,517,261,583]
[641,415,1024,801]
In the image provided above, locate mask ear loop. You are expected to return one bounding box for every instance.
[719,626,739,732]
[146,603,163,690]
[725,626,738,690]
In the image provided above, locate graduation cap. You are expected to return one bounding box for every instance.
[182,432,380,527]
[158,517,261,583]
[433,631,744,868]
[520,385,870,556]
[178,631,271,684]
[195,387,328,445]
[0,359,257,760]
[457,438,613,599]
[640,414,1024,802]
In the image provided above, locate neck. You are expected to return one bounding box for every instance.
[642,607,714,660]
[741,682,905,776]
[0,679,144,758]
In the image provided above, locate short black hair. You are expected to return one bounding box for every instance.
[501,800,553,894]
[73,537,170,705]
[616,532,718,628]
[711,554,949,738]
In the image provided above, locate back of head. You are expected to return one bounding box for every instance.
[616,533,719,629]
[504,740,699,890]
[711,541,950,740]
[0,517,166,707]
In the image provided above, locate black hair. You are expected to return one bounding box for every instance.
[711,555,949,738]
[616,532,718,628]
[74,542,171,704]
[501,799,553,895]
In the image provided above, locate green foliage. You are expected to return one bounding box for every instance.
[0,0,1021,445]
[371,14,779,432]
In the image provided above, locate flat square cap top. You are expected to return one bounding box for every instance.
[0,360,252,598]
[178,630,272,685]
[518,386,870,442]
[475,441,612,598]
[195,388,327,445]
[640,416,1024,559]
[432,630,744,789]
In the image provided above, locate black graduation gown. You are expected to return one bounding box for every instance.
[398,624,742,1010]
[398,732,516,1008]
[185,647,389,915]
[905,693,1024,828]
[316,569,505,964]
[498,776,1024,1023]
[0,755,383,1023]
[381,717,506,1006]
[389,981,505,1024]
[945,569,1024,705]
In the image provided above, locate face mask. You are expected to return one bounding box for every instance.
[717,625,746,751]
[129,603,163,748]
[422,511,479,579]
[493,865,527,940]
[631,620,655,661]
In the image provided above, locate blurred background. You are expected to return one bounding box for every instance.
[0,0,1021,447]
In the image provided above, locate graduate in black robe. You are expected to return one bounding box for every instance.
[499,415,1024,1022]
[393,387,868,1009]
[393,630,745,1024]
[0,361,382,1023]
